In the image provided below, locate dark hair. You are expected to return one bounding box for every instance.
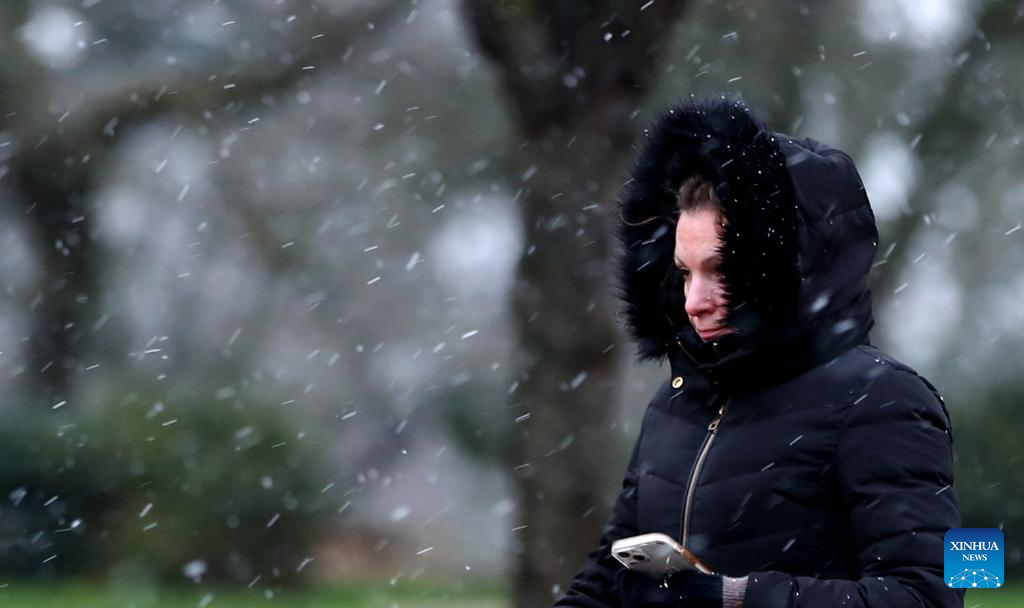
[676,175,721,214]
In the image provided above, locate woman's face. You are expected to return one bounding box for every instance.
[674,207,734,342]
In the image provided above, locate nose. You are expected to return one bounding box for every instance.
[684,275,715,319]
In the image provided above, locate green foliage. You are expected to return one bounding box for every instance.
[0,381,339,585]
[952,384,1024,576]
[438,384,510,465]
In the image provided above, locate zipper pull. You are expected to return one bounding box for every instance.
[707,405,725,432]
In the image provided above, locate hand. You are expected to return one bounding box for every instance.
[615,568,723,608]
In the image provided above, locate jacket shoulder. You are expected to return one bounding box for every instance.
[840,345,953,435]
[643,378,676,414]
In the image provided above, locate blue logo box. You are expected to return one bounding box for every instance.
[945,528,1004,589]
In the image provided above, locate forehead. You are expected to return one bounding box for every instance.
[674,208,725,262]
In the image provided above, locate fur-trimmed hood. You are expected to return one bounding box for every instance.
[617,96,878,388]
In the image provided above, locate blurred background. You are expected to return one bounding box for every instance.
[0,0,1021,606]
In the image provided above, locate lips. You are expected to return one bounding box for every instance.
[697,327,730,341]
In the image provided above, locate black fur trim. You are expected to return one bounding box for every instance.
[616,95,800,361]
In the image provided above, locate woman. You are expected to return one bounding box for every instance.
[554,96,963,607]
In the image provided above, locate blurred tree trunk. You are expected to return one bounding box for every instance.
[6,141,105,403]
[461,2,688,605]
[0,0,95,402]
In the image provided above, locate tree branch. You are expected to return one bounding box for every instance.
[872,0,1019,301]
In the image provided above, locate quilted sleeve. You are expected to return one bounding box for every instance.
[743,366,964,608]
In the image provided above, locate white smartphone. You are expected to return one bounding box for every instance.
[611,532,714,579]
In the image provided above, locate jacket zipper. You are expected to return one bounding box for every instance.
[680,399,729,548]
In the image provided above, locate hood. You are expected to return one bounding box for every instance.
[616,96,878,389]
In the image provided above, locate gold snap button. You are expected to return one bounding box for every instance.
[672,376,685,389]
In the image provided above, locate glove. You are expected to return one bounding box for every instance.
[615,568,723,608]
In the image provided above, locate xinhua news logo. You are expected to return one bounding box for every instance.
[945,528,1004,589]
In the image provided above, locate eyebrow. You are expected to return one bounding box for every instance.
[675,253,721,269]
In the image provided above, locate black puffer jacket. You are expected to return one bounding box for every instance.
[555,97,963,607]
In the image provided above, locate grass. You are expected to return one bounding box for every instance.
[0,580,1019,607]
[0,580,508,608]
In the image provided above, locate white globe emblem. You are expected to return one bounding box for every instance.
[946,569,1001,589]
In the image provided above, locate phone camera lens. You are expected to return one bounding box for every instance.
[633,554,647,561]
[617,552,631,558]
